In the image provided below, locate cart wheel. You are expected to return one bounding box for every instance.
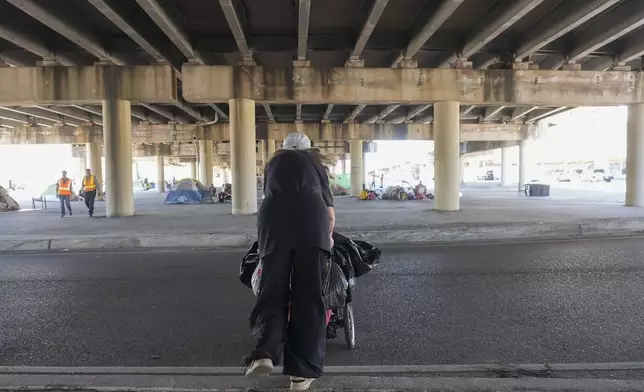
[343,302,356,349]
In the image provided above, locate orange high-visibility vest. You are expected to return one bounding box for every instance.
[83,175,96,192]
[58,178,71,196]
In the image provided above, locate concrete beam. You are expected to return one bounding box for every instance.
[136,0,204,64]
[262,104,275,122]
[365,104,400,123]
[297,0,311,61]
[0,107,75,126]
[0,52,32,67]
[0,122,532,144]
[464,140,518,155]
[526,106,570,123]
[461,0,543,60]
[349,0,389,61]
[218,0,253,63]
[73,104,162,125]
[34,106,100,124]
[182,65,642,106]
[483,106,506,121]
[0,19,74,65]
[0,65,177,105]
[568,6,644,63]
[0,110,55,127]
[514,0,620,60]
[392,0,464,67]
[509,106,539,122]
[296,104,302,121]
[461,105,477,116]
[344,104,366,123]
[406,104,432,120]
[139,103,188,124]
[208,104,229,121]
[322,104,334,120]
[89,0,183,72]
[6,0,127,65]
[77,140,348,160]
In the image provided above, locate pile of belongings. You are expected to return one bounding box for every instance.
[0,186,19,211]
[381,184,415,200]
[239,232,382,310]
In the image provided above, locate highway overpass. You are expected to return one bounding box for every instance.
[1,0,644,215]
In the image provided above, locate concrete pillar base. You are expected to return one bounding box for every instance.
[267,139,277,161]
[519,140,529,191]
[103,99,134,217]
[501,146,512,186]
[86,141,103,200]
[626,103,644,206]
[198,140,213,187]
[434,101,460,211]
[230,98,258,215]
[156,155,165,193]
[350,140,364,196]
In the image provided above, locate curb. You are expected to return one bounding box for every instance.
[1,373,644,392]
[2,218,644,253]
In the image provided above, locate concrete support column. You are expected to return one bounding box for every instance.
[626,103,644,206]
[189,161,197,179]
[350,140,364,196]
[86,141,103,200]
[519,140,529,190]
[156,155,165,193]
[198,140,213,186]
[434,101,460,211]
[267,139,277,161]
[103,99,134,217]
[341,154,347,175]
[501,146,512,186]
[459,154,465,184]
[230,98,257,215]
[258,140,267,172]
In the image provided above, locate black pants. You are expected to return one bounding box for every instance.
[84,190,96,216]
[250,248,327,379]
[59,195,72,215]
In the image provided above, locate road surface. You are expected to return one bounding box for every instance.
[2,237,644,367]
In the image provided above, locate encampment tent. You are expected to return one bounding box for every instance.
[164,179,214,204]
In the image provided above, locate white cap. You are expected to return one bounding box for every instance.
[282,132,313,150]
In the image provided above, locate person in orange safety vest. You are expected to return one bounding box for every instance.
[82,168,98,217]
[56,170,73,218]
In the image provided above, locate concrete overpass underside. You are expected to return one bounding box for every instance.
[3,0,644,215]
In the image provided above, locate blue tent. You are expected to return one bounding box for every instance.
[164,179,214,205]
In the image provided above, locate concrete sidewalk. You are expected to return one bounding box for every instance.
[2,184,644,252]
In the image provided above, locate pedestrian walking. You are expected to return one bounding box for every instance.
[245,132,335,391]
[56,171,73,218]
[82,168,98,217]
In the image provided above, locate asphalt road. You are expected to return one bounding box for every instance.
[2,237,644,367]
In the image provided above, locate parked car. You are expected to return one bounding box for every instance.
[584,168,613,183]
[553,170,571,182]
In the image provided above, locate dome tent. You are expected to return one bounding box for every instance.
[164,178,214,205]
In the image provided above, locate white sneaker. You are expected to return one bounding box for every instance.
[290,377,315,391]
[244,358,273,377]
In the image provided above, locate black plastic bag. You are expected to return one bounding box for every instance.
[239,241,259,289]
[352,239,382,278]
[322,259,348,310]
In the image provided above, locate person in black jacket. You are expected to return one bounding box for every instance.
[245,132,335,391]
